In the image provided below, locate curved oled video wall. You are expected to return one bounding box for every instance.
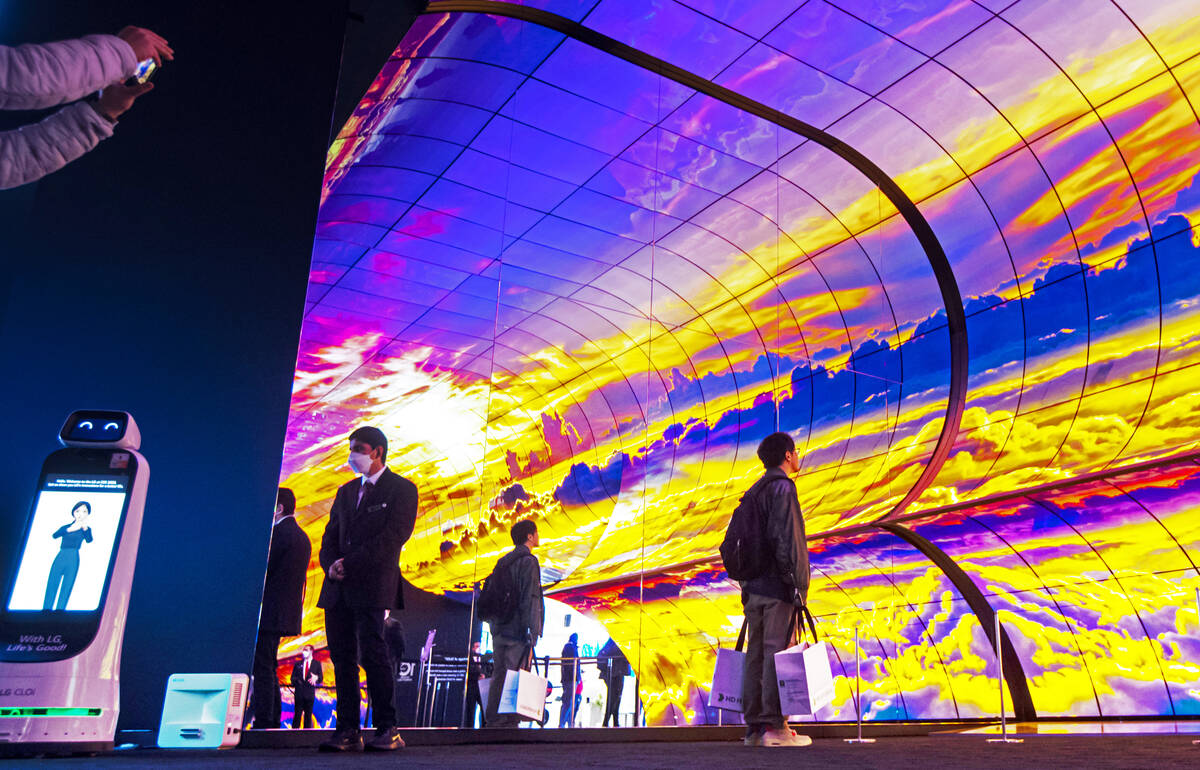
[275,0,1200,724]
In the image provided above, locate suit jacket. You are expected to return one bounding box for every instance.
[258,516,311,635]
[317,468,418,611]
[290,657,323,699]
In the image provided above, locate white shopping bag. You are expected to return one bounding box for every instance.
[775,640,835,716]
[498,668,549,720]
[708,647,747,712]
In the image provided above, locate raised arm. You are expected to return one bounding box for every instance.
[0,36,136,110]
[0,103,116,190]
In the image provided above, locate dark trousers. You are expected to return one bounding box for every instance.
[292,691,315,728]
[251,631,282,728]
[741,593,792,730]
[465,680,484,727]
[603,676,623,726]
[558,689,580,727]
[44,550,80,610]
[325,603,394,731]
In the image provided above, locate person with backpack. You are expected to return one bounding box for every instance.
[481,519,545,728]
[599,636,630,727]
[727,431,811,748]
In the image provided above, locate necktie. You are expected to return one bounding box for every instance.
[303,661,309,680]
[358,481,373,511]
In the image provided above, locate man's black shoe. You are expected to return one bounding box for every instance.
[318,729,363,752]
[365,725,405,751]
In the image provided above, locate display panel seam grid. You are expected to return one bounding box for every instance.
[330,1,970,522]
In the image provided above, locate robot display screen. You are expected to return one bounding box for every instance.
[7,473,129,613]
[62,411,127,443]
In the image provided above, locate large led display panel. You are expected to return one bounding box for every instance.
[274,0,1200,724]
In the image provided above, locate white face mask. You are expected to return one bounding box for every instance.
[348,450,373,475]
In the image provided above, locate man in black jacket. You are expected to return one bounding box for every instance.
[250,487,310,729]
[290,644,323,728]
[741,432,810,748]
[599,636,629,727]
[317,426,418,752]
[484,519,544,728]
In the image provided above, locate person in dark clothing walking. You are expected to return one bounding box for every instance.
[599,636,629,727]
[740,432,810,748]
[250,488,311,729]
[384,610,406,723]
[466,641,486,727]
[484,519,544,728]
[317,426,418,752]
[559,633,581,727]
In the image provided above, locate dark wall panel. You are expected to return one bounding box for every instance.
[0,1,345,730]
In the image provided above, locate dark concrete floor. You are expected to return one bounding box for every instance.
[5,736,1200,768]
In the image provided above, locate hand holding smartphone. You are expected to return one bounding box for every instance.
[126,58,158,87]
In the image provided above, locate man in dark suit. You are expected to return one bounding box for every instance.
[317,426,418,752]
[250,487,310,729]
[290,644,323,728]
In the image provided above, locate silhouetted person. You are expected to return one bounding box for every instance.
[465,641,485,727]
[559,632,581,728]
[291,644,323,728]
[384,610,405,722]
[599,637,629,727]
[251,487,310,729]
[318,427,417,752]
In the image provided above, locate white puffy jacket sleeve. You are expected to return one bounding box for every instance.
[0,35,137,189]
[0,35,137,109]
[0,102,116,189]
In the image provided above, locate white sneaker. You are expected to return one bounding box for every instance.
[743,732,762,747]
[762,727,811,747]
[763,724,801,743]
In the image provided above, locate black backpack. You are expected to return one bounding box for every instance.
[719,477,774,580]
[477,554,528,625]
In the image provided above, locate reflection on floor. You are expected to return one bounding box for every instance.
[945,721,1200,736]
[9,736,1200,769]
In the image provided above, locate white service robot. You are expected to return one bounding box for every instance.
[0,411,149,755]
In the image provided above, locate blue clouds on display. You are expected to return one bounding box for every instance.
[536,206,1198,512]
[554,453,631,506]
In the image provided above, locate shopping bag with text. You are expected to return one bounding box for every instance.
[498,667,549,720]
[775,640,835,716]
[708,647,747,712]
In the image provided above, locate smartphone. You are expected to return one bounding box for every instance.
[0,448,139,662]
[126,58,158,86]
